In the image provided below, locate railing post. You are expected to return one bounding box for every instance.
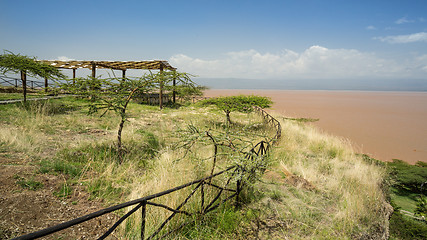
[201,181,205,213]
[235,180,241,209]
[141,200,146,240]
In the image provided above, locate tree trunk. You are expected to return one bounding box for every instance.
[117,113,125,164]
[226,111,232,125]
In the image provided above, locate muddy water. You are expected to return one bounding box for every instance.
[204,89,427,164]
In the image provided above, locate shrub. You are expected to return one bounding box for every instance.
[200,95,272,125]
[388,159,427,194]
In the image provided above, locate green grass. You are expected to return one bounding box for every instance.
[390,187,419,212]
[54,182,73,198]
[14,175,43,190]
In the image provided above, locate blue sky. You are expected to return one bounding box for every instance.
[1,0,427,87]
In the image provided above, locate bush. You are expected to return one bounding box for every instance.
[388,159,427,194]
[200,95,272,124]
[389,210,427,240]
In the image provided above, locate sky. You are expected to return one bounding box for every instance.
[1,0,427,89]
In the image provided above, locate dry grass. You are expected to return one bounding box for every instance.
[0,98,389,239]
[261,116,390,239]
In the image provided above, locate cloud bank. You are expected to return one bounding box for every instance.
[169,46,427,80]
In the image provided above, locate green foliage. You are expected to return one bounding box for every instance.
[201,95,272,124]
[178,204,244,239]
[416,161,427,168]
[389,210,427,240]
[135,129,161,157]
[415,195,427,217]
[14,175,43,190]
[39,159,84,177]
[19,100,78,115]
[388,159,427,194]
[160,70,201,98]
[0,50,65,79]
[87,177,124,201]
[54,182,73,198]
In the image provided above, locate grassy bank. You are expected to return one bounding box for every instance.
[0,97,391,239]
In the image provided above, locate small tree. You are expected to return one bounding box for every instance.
[62,71,196,163]
[201,95,272,125]
[160,71,204,102]
[0,50,65,101]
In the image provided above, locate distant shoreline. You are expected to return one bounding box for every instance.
[205,88,427,93]
[204,89,427,164]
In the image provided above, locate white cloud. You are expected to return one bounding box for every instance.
[169,46,424,80]
[374,32,427,43]
[366,25,376,30]
[56,56,74,61]
[395,17,414,24]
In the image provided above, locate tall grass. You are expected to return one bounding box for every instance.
[265,117,389,239]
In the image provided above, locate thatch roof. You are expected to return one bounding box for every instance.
[39,60,176,71]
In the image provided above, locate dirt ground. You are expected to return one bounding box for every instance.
[0,153,119,239]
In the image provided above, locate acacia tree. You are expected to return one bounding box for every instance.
[0,50,65,101]
[160,71,204,102]
[201,95,273,125]
[62,71,196,163]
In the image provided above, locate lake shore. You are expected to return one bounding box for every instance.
[203,89,427,164]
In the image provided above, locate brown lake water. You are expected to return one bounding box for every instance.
[204,89,427,164]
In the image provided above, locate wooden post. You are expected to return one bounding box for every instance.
[200,181,205,213]
[159,66,163,109]
[91,62,96,79]
[91,62,97,92]
[141,201,146,240]
[122,69,126,80]
[172,72,176,104]
[21,71,27,103]
[45,77,48,92]
[72,68,76,85]
[235,180,241,209]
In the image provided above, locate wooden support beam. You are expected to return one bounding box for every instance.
[72,68,76,84]
[45,77,48,92]
[159,66,163,109]
[122,69,126,80]
[91,62,96,78]
[173,74,176,104]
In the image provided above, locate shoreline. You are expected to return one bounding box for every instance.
[203,89,427,164]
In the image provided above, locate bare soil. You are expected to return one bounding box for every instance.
[0,153,119,239]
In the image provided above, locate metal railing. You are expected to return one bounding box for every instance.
[0,75,45,89]
[12,105,281,240]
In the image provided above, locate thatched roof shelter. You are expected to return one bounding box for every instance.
[39,60,176,71]
[39,60,177,108]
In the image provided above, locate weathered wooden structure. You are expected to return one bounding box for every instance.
[40,60,177,108]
